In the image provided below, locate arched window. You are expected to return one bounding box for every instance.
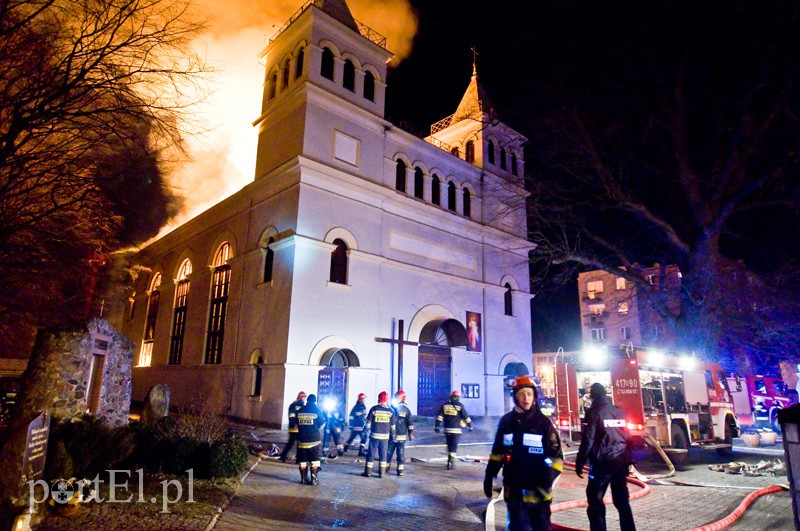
[395,159,406,193]
[295,48,304,79]
[139,273,162,367]
[488,140,495,164]
[263,237,275,283]
[363,71,375,101]
[329,239,348,285]
[447,181,456,211]
[450,146,460,157]
[205,243,231,364]
[252,356,263,396]
[504,283,513,316]
[511,153,518,176]
[500,147,507,170]
[465,140,475,163]
[321,47,334,80]
[343,59,355,91]
[268,72,277,100]
[320,348,359,368]
[169,259,192,365]
[414,167,424,199]
[282,59,291,89]
[431,175,441,206]
[463,188,471,217]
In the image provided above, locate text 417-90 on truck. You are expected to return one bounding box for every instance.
[554,345,739,467]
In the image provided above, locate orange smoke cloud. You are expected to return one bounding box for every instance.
[158,0,418,238]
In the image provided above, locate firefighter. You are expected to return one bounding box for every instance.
[434,390,473,470]
[344,392,368,456]
[387,389,414,476]
[296,394,326,485]
[483,375,563,531]
[575,382,636,531]
[280,391,306,462]
[321,396,346,460]
[361,391,396,478]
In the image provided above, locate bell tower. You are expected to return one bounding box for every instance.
[253,0,394,180]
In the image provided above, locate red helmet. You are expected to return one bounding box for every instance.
[512,376,536,394]
[297,391,307,400]
[358,393,367,401]
[450,390,460,397]
[378,391,389,403]
[395,390,406,401]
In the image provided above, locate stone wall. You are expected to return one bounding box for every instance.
[15,318,134,426]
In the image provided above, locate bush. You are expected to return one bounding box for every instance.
[209,436,249,478]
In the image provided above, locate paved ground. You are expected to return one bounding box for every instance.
[216,416,793,531]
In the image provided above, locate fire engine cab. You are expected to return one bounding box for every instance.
[726,375,791,433]
[554,345,739,466]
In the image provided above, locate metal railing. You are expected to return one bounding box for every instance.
[269,1,387,48]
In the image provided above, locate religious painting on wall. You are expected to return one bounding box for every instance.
[466,311,481,353]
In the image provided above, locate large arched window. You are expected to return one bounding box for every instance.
[363,71,375,101]
[321,47,334,80]
[431,175,441,206]
[205,243,231,365]
[139,273,162,367]
[447,181,456,211]
[500,147,507,170]
[465,140,475,163]
[329,239,348,285]
[295,48,305,79]
[463,188,471,217]
[268,72,277,100]
[343,59,355,91]
[169,259,192,365]
[263,237,275,283]
[488,140,496,164]
[511,153,518,176]
[282,59,291,89]
[414,167,424,199]
[504,283,513,316]
[395,159,406,193]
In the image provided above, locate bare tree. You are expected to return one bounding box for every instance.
[0,0,209,355]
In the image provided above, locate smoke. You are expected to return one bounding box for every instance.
[158,0,418,238]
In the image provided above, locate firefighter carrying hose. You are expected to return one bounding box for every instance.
[435,390,473,470]
[296,394,326,485]
[344,393,368,456]
[280,391,306,462]
[484,375,563,530]
[575,382,636,531]
[361,391,396,478]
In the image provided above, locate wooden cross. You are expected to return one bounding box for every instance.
[375,319,418,391]
[471,46,479,74]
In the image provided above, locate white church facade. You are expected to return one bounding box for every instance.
[121,0,534,427]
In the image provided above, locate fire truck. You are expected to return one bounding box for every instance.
[554,345,739,466]
[726,375,792,433]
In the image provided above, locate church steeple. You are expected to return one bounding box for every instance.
[314,0,359,32]
[452,49,495,123]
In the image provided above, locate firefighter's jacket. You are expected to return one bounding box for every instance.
[435,400,472,435]
[575,394,632,472]
[364,403,396,441]
[325,407,346,435]
[287,399,305,434]
[296,403,326,449]
[348,401,367,431]
[391,402,414,442]
[486,406,563,503]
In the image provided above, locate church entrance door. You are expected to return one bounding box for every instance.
[417,344,451,416]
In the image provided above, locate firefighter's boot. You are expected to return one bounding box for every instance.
[446,456,455,470]
[343,443,350,453]
[361,464,370,477]
[299,467,309,484]
[310,467,320,486]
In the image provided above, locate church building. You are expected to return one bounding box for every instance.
[121,0,533,427]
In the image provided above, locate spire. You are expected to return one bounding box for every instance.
[452,50,494,122]
[315,0,359,32]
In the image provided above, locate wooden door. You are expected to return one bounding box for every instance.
[417,345,451,417]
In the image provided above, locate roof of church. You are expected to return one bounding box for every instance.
[452,63,496,123]
[314,0,359,32]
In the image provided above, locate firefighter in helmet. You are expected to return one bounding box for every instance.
[434,390,473,470]
[344,392,368,456]
[484,375,563,530]
[280,391,306,462]
[387,389,414,476]
[321,396,346,460]
[361,391,396,478]
[296,394,326,485]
